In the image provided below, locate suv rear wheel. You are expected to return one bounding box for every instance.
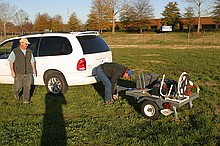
[45,72,68,95]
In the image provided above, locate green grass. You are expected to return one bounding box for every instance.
[0,46,220,145]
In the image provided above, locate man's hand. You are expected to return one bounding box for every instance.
[33,70,37,77]
[11,71,16,78]
[112,94,118,100]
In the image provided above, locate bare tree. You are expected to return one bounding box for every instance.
[0,2,17,36]
[132,0,154,33]
[119,0,135,31]
[106,0,123,34]
[185,0,212,33]
[14,9,29,33]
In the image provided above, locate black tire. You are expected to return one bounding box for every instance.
[45,72,68,95]
[141,100,160,120]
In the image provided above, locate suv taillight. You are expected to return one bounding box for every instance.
[77,58,86,71]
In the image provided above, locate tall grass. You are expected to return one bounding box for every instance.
[0,45,220,145]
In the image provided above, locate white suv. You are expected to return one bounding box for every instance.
[0,31,112,94]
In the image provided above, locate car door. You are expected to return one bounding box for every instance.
[0,40,15,84]
[0,37,40,84]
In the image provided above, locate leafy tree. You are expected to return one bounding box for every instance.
[131,0,154,33]
[211,0,220,28]
[0,2,16,36]
[161,2,181,31]
[68,12,81,31]
[34,13,52,31]
[22,20,33,33]
[183,6,195,32]
[51,15,63,32]
[86,9,99,31]
[87,0,111,33]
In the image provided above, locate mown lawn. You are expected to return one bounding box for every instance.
[0,46,219,146]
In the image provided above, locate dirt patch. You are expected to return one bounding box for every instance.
[110,44,220,49]
[142,60,164,64]
[143,54,161,57]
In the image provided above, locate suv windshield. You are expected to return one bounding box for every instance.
[77,36,110,54]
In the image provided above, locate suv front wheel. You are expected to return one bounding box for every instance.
[45,72,68,95]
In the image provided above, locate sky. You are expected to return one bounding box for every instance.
[1,0,211,24]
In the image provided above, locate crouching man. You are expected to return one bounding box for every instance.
[96,62,133,104]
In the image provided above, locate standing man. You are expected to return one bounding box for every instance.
[8,38,37,104]
[96,62,133,104]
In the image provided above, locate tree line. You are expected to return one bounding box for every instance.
[0,0,220,36]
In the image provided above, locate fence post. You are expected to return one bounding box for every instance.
[213,33,215,45]
[164,33,167,42]
[187,33,190,44]
[108,34,111,45]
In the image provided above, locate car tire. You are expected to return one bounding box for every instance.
[141,100,160,120]
[45,72,68,95]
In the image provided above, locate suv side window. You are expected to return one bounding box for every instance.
[0,40,13,59]
[77,36,110,54]
[11,38,40,57]
[39,37,72,57]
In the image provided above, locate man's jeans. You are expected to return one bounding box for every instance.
[14,74,32,102]
[96,65,112,102]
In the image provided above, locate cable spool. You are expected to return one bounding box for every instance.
[177,72,189,98]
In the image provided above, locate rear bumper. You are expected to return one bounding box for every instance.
[65,75,98,86]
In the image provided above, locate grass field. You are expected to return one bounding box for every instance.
[0,42,220,145]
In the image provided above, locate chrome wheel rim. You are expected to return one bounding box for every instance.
[48,77,61,94]
[144,104,155,117]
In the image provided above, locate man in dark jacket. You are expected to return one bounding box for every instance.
[8,38,37,104]
[96,62,133,104]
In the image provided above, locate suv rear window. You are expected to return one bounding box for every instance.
[77,36,110,54]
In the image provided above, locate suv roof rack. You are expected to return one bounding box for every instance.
[71,31,99,36]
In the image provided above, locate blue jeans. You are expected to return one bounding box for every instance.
[96,65,112,102]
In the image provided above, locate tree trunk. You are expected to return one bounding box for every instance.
[197,2,201,33]
[3,22,6,37]
[112,16,115,34]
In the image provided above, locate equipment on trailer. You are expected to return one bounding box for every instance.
[117,72,200,120]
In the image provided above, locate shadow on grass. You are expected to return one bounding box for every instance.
[117,79,142,114]
[41,93,67,146]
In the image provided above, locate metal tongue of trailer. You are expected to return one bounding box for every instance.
[116,72,200,120]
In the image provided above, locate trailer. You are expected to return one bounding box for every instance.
[116,72,200,120]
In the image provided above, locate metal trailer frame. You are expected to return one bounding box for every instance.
[116,72,200,120]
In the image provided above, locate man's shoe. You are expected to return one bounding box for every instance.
[14,95,19,101]
[105,101,113,105]
[23,101,32,104]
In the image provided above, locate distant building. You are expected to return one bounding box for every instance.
[116,17,219,32]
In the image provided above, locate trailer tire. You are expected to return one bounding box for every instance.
[141,100,160,120]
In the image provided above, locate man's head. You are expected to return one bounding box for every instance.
[122,68,134,80]
[19,38,30,50]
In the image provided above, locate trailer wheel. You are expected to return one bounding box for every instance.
[141,100,160,120]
